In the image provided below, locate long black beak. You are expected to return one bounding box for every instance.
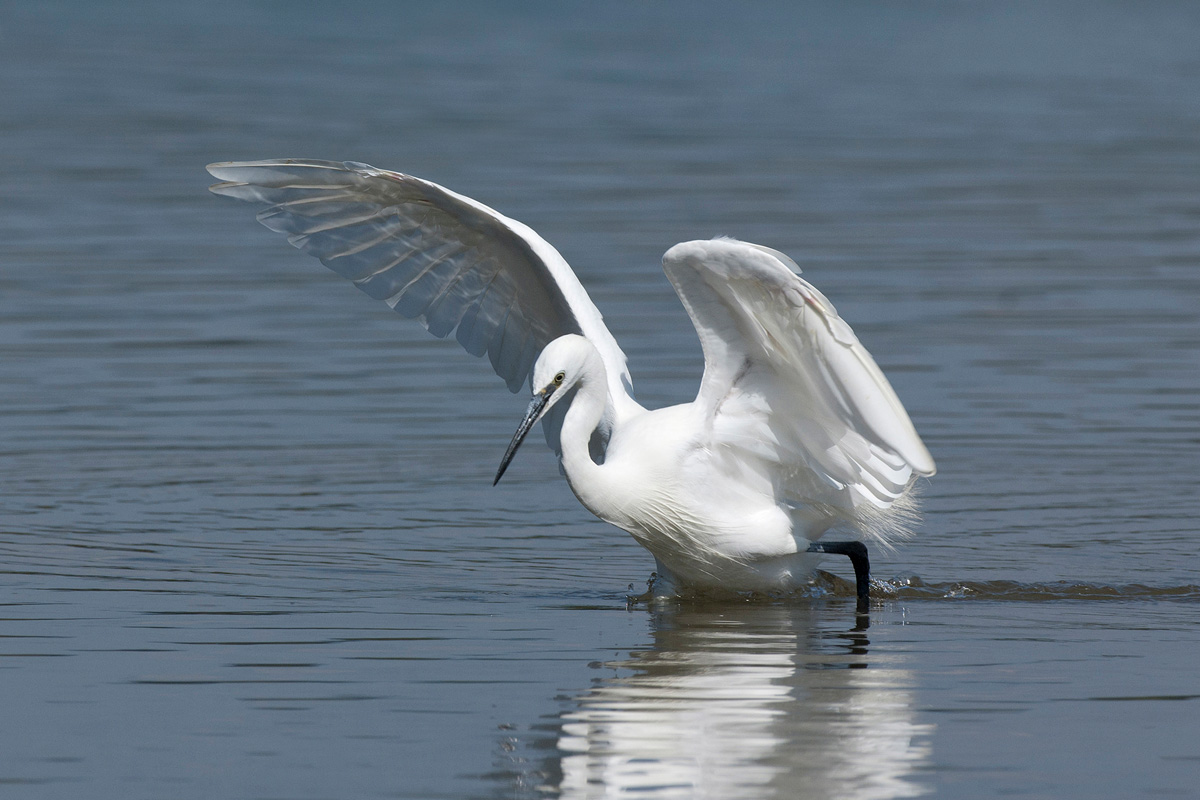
[493,389,553,485]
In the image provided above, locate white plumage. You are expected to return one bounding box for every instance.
[208,159,935,597]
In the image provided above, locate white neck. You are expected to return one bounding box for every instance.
[558,356,613,510]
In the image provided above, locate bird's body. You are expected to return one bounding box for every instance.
[208,159,935,598]
[548,353,811,591]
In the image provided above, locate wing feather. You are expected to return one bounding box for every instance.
[208,159,642,449]
[663,238,934,539]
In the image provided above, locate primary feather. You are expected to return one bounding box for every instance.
[207,159,641,453]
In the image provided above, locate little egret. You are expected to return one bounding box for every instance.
[208,159,935,604]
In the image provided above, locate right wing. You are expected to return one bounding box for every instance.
[663,239,934,539]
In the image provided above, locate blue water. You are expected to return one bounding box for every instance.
[2,2,1199,798]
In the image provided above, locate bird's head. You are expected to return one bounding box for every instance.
[493,334,594,485]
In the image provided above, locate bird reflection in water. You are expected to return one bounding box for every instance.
[500,605,931,800]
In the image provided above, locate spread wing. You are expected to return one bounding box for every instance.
[208,159,641,451]
[663,238,935,540]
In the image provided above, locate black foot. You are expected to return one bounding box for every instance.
[808,541,871,613]
[625,572,661,607]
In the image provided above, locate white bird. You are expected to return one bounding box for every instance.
[207,159,935,605]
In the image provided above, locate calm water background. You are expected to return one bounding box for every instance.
[2,2,1199,798]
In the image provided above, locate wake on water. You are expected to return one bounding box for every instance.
[628,572,1200,606]
[825,573,1200,603]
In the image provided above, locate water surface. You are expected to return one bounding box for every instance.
[2,2,1199,798]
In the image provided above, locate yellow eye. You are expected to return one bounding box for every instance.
[553,371,565,385]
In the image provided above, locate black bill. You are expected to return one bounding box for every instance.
[493,390,553,485]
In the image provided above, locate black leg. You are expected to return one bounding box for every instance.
[808,540,871,612]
